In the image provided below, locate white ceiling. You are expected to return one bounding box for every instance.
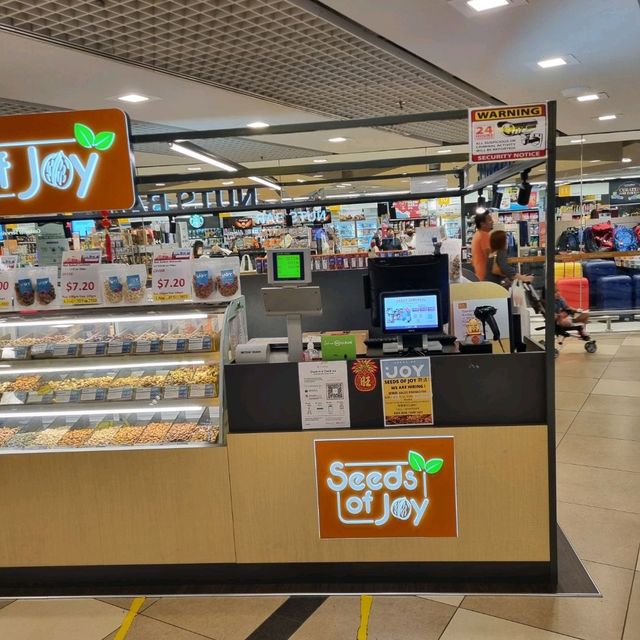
[321,0,640,135]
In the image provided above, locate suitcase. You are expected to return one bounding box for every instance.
[597,275,632,310]
[633,274,640,308]
[583,260,617,308]
[554,261,583,280]
[557,277,589,310]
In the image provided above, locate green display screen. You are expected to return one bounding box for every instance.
[275,253,303,280]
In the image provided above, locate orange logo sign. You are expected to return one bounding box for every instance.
[0,108,135,216]
[314,436,457,539]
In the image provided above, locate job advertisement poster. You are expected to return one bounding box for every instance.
[298,361,351,430]
[381,357,434,427]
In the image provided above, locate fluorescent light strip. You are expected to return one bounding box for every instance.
[598,114,617,121]
[249,176,281,191]
[0,312,208,328]
[537,57,567,69]
[576,94,599,102]
[0,405,204,419]
[170,143,238,172]
[467,0,509,11]
[0,359,206,377]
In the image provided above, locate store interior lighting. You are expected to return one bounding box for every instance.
[537,57,567,69]
[475,190,487,214]
[117,93,150,103]
[249,176,282,191]
[246,122,269,129]
[169,141,241,173]
[576,94,600,102]
[467,0,509,11]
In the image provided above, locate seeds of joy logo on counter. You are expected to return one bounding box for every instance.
[314,436,457,539]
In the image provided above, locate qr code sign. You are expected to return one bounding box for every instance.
[326,383,343,400]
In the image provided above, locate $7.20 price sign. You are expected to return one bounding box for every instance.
[156,277,186,289]
[152,257,191,303]
[61,264,100,306]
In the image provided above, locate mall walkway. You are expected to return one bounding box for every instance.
[0,334,637,640]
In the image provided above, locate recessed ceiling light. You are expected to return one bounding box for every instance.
[576,94,599,102]
[222,180,234,185]
[246,121,269,129]
[313,159,328,163]
[336,184,347,188]
[312,174,323,178]
[328,136,349,143]
[187,166,201,171]
[589,160,600,163]
[570,138,586,143]
[598,114,617,121]
[297,179,306,183]
[155,183,166,186]
[340,183,352,187]
[117,93,149,103]
[422,180,436,184]
[622,158,632,163]
[467,0,509,11]
[537,57,567,69]
[437,149,452,154]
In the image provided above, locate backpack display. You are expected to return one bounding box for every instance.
[634,224,640,245]
[589,222,614,251]
[583,227,598,252]
[557,227,580,251]
[613,225,638,251]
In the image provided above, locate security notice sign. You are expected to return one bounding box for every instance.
[469,103,547,163]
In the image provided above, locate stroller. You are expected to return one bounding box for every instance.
[524,283,597,357]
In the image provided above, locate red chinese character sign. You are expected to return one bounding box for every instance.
[0,108,136,216]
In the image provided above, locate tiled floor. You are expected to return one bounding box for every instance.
[0,334,638,639]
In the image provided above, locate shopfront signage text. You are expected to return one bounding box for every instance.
[610,179,640,204]
[0,108,135,216]
[134,187,258,214]
[314,436,457,538]
[469,103,547,163]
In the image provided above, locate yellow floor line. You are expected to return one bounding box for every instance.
[357,594,373,640]
[113,597,145,640]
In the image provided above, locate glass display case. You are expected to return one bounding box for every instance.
[0,300,246,453]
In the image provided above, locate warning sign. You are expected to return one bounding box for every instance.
[469,103,547,164]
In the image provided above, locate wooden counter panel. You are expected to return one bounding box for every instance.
[228,426,550,563]
[0,447,235,567]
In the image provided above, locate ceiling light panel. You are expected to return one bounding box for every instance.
[0,1,498,144]
[117,93,150,103]
[467,0,509,11]
[537,57,567,68]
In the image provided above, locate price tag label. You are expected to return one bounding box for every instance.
[80,388,98,402]
[151,246,192,303]
[135,341,152,354]
[53,344,78,358]
[107,387,133,401]
[108,340,133,355]
[30,344,50,357]
[81,342,107,357]
[26,392,45,404]
[60,250,101,306]
[135,387,161,401]
[55,390,72,403]
[0,267,14,311]
[162,339,188,353]
[190,384,206,398]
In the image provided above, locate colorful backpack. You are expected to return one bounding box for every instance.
[590,221,614,251]
[557,227,580,251]
[613,225,638,251]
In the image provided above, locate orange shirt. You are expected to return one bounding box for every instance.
[471,230,491,280]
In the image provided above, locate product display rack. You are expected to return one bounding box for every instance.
[0,300,247,452]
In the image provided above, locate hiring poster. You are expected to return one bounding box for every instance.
[381,357,434,427]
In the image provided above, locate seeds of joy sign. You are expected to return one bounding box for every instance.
[314,436,457,539]
[0,108,136,216]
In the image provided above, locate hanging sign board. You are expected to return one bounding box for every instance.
[610,179,640,204]
[60,249,102,306]
[314,436,457,539]
[469,103,547,163]
[0,108,135,216]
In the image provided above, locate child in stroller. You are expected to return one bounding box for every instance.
[524,283,597,355]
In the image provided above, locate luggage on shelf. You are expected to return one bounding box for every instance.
[633,274,640,308]
[557,277,589,310]
[597,275,632,310]
[554,261,583,280]
[583,260,618,308]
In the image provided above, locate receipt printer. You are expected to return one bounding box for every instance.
[235,342,270,364]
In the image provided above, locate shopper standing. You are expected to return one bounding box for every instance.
[471,212,493,280]
[485,230,533,287]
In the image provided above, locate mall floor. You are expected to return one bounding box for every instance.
[0,333,638,640]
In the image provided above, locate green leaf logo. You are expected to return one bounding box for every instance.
[74,123,95,148]
[408,450,426,472]
[424,458,444,475]
[94,131,116,151]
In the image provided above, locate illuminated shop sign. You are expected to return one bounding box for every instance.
[221,208,331,228]
[314,436,457,539]
[133,187,258,214]
[0,109,136,216]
